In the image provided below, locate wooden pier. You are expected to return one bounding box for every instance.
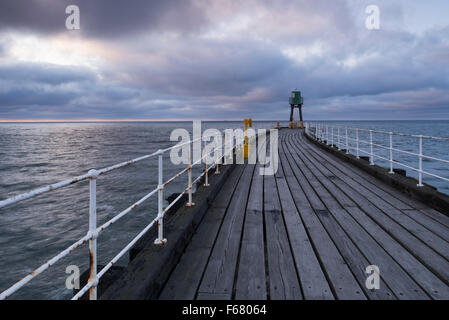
[99,128,449,300]
[154,129,449,300]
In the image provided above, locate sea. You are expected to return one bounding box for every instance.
[0,120,448,299]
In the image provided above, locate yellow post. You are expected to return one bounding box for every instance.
[248,118,253,128]
[243,119,249,159]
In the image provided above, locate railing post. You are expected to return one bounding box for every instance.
[389,132,394,174]
[187,143,195,206]
[331,127,334,147]
[223,131,228,164]
[337,127,340,150]
[87,169,99,300]
[215,139,220,175]
[345,127,349,154]
[356,128,360,159]
[154,150,167,245]
[418,135,423,187]
[204,151,210,187]
[370,130,374,165]
[326,125,329,145]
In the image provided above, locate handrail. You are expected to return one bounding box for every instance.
[0,130,248,300]
[305,122,449,187]
[309,123,449,141]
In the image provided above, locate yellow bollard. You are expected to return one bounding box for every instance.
[243,119,249,159]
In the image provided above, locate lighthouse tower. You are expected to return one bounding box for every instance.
[289,90,304,129]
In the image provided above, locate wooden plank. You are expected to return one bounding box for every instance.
[401,209,449,243]
[285,136,356,209]
[282,135,399,299]
[327,208,427,299]
[291,133,449,261]
[278,137,327,211]
[197,293,230,300]
[275,159,334,299]
[278,135,365,300]
[288,129,449,296]
[159,165,246,299]
[293,133,413,209]
[286,136,432,299]
[382,208,449,258]
[346,206,449,299]
[420,208,449,229]
[320,173,449,285]
[293,132,427,210]
[234,164,267,300]
[197,165,255,298]
[264,169,302,300]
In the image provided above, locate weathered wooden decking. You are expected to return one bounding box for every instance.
[158,129,449,300]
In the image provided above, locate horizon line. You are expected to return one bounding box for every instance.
[0,118,448,123]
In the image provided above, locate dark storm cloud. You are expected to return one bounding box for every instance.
[117,26,449,107]
[0,61,141,118]
[0,62,97,108]
[0,0,67,34]
[129,39,292,97]
[0,1,448,120]
[0,62,96,85]
[0,0,207,37]
[0,86,75,107]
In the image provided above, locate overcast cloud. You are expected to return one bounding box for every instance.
[0,0,448,120]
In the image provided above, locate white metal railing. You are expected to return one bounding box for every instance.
[0,131,250,300]
[305,122,449,187]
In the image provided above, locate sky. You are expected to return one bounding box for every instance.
[0,0,448,121]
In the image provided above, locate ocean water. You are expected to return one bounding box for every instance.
[0,120,447,299]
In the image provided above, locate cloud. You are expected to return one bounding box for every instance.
[0,1,448,120]
[123,37,291,97]
[0,62,96,84]
[0,61,142,119]
[306,88,449,120]
[0,0,208,38]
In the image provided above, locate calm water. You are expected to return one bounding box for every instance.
[0,120,448,299]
